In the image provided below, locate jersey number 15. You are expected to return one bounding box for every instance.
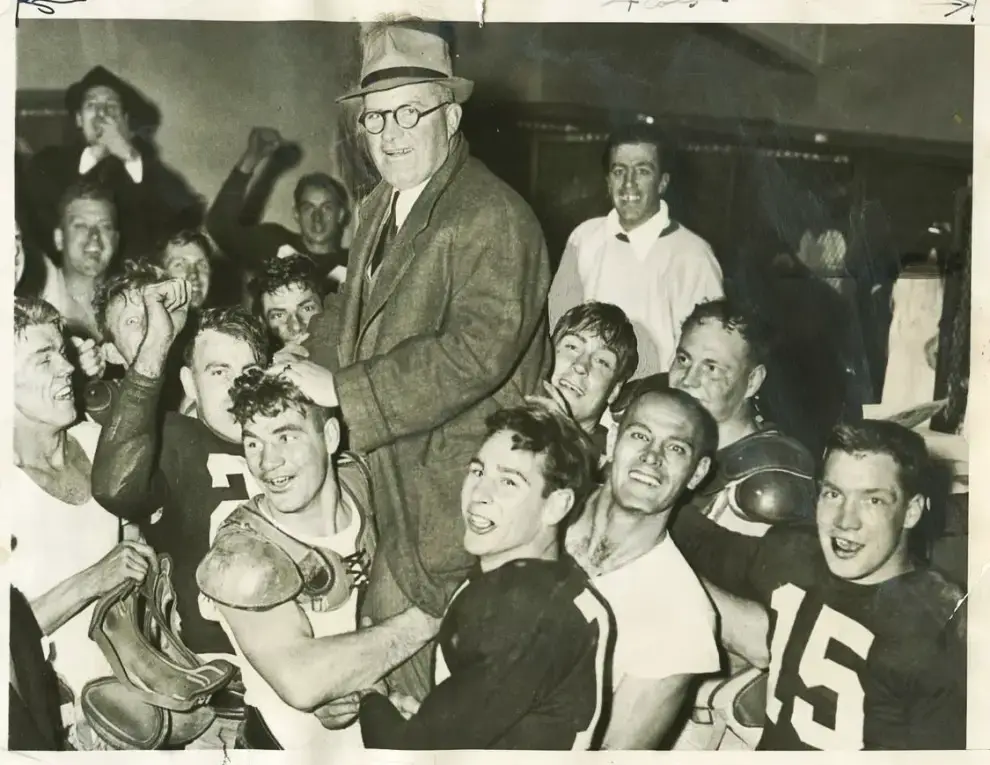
[766,583,875,750]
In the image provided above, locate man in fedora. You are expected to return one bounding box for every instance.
[277,19,553,704]
[25,65,201,262]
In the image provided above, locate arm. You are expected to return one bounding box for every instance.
[602,674,693,750]
[547,230,586,329]
[218,602,438,711]
[701,578,770,669]
[91,281,189,521]
[335,201,550,452]
[206,128,283,270]
[29,567,101,636]
[670,503,764,600]
[672,244,724,331]
[359,617,558,749]
[91,370,171,522]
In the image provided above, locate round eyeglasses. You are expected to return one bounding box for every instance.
[358,102,451,135]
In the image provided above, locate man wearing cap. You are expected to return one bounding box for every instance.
[278,20,552,703]
[26,66,201,262]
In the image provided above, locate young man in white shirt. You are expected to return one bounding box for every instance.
[566,387,722,749]
[10,297,156,748]
[548,124,723,378]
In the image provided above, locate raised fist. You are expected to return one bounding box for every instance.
[247,127,283,161]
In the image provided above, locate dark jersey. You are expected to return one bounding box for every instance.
[673,509,966,750]
[359,557,613,750]
[91,370,258,655]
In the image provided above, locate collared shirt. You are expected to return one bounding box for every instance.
[78,146,144,183]
[394,178,429,230]
[548,202,724,378]
[605,202,673,259]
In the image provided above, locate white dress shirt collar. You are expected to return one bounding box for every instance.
[79,146,144,184]
[606,200,672,257]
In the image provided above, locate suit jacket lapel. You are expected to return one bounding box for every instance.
[339,187,391,365]
[356,137,469,346]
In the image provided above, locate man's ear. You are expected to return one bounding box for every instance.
[445,103,463,136]
[293,207,301,228]
[606,380,625,407]
[323,416,342,455]
[745,364,767,400]
[657,172,671,197]
[75,112,83,131]
[543,488,576,527]
[688,455,712,491]
[54,227,64,253]
[180,366,197,404]
[903,494,926,531]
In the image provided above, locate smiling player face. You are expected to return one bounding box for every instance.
[817,450,923,586]
[460,429,561,572]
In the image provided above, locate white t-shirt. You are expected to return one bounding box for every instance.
[548,203,723,378]
[590,535,721,687]
[9,420,121,699]
[216,500,364,751]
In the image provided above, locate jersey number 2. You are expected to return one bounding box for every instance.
[199,453,258,623]
[766,583,875,750]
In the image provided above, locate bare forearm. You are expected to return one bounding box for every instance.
[31,566,99,636]
[602,675,691,750]
[265,608,436,711]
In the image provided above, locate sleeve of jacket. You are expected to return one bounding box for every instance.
[547,226,586,330]
[334,198,550,453]
[91,369,171,522]
[205,166,278,269]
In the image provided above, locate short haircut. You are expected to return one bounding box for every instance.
[603,123,665,173]
[620,387,719,461]
[681,298,771,368]
[293,173,349,213]
[250,254,325,308]
[14,297,62,338]
[228,366,325,427]
[552,301,639,386]
[56,179,117,226]
[93,260,169,335]
[158,228,214,262]
[184,306,270,367]
[823,420,932,501]
[484,401,598,514]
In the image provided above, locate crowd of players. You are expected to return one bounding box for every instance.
[10,19,967,753]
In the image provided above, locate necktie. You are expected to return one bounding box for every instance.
[368,193,398,279]
[616,232,630,243]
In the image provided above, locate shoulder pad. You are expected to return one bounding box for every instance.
[720,431,815,483]
[195,505,303,611]
[337,451,378,564]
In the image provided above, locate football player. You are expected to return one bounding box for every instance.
[548,301,638,463]
[358,401,613,749]
[566,388,722,749]
[91,282,269,658]
[673,419,966,750]
[196,369,439,750]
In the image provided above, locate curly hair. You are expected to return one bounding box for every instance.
[14,297,62,338]
[552,301,639,386]
[250,254,326,307]
[185,306,270,367]
[92,260,169,335]
[484,400,599,516]
[680,297,772,368]
[228,366,318,426]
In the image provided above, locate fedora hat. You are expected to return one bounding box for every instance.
[337,25,474,104]
[65,66,141,114]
